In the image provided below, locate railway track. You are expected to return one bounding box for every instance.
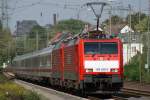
[13,79,150,100]
[88,95,128,100]
[112,96,128,100]
[122,88,150,96]
[15,79,129,100]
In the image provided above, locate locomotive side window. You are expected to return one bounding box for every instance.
[84,42,118,54]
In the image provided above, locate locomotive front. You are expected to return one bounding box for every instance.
[80,38,123,93]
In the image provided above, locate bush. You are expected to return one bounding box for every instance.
[0,74,42,100]
[124,54,140,81]
[124,52,150,83]
[24,91,40,100]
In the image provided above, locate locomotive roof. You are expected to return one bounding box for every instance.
[14,45,54,61]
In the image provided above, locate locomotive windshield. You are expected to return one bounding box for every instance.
[84,42,118,54]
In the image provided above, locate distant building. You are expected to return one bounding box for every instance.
[104,23,126,34]
[123,43,143,65]
[14,20,39,36]
[120,25,134,34]
[44,24,52,29]
[119,32,143,65]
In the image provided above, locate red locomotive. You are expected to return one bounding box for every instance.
[9,31,123,94]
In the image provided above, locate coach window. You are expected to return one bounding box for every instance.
[26,59,29,67]
[21,60,24,67]
[13,61,16,67]
[18,61,21,67]
[40,55,46,67]
[17,62,19,67]
[39,56,42,67]
[15,61,17,67]
[29,58,32,67]
[47,55,51,67]
[44,55,47,67]
[27,59,29,67]
[37,56,40,67]
[25,59,28,67]
[30,58,33,67]
[32,57,35,67]
[12,61,15,67]
[34,57,38,67]
[20,60,23,67]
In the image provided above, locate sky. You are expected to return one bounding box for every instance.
[6,0,150,32]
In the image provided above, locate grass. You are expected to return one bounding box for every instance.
[0,72,44,100]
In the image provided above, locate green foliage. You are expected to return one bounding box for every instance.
[124,41,150,83]
[103,15,124,25]
[0,29,16,66]
[0,82,41,100]
[102,12,147,31]
[126,12,147,30]
[0,74,42,100]
[50,19,88,35]
[25,25,47,52]
[16,19,88,54]
[124,54,140,81]
[29,25,46,38]
[135,17,149,32]
[0,20,2,31]
[23,91,40,100]
[16,25,48,54]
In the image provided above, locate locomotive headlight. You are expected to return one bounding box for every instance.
[111,68,118,72]
[86,69,93,72]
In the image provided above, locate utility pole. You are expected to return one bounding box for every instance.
[109,7,112,34]
[147,0,150,73]
[139,0,141,24]
[24,34,27,53]
[53,13,57,25]
[1,0,9,29]
[36,31,39,50]
[127,4,132,63]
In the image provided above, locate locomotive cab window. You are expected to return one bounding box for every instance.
[84,42,118,54]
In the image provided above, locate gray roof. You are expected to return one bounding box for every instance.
[14,20,38,36]
[119,32,141,43]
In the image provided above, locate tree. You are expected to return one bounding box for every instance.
[102,15,124,25]
[135,17,149,32]
[25,25,47,52]
[50,19,88,36]
[0,20,2,31]
[0,29,15,66]
[126,12,147,30]
[16,19,88,54]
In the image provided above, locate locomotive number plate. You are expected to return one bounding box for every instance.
[96,68,109,72]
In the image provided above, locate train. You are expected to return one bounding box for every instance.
[7,31,123,94]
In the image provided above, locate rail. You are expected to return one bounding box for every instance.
[122,88,150,96]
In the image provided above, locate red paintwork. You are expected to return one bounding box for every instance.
[11,36,123,85]
[52,48,63,79]
[79,39,123,80]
